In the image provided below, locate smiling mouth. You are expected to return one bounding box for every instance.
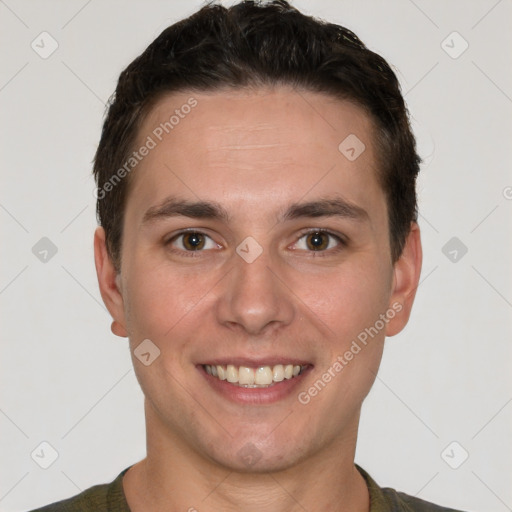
[203,364,308,388]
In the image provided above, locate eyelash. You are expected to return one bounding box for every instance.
[164,228,346,257]
[164,228,219,258]
[294,228,346,255]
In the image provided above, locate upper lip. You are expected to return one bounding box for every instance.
[199,357,312,367]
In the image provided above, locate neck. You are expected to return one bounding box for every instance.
[123,403,370,512]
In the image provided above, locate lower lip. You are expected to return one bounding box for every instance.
[199,365,312,405]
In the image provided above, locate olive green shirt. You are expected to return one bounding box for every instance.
[29,464,466,511]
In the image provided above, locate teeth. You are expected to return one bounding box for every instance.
[226,364,238,383]
[204,364,306,387]
[217,365,226,380]
[255,366,273,385]
[238,366,255,385]
[273,364,284,382]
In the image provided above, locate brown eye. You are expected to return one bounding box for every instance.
[293,230,343,253]
[306,232,329,251]
[167,231,219,254]
[182,232,205,250]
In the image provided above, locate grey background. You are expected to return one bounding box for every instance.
[1,1,511,511]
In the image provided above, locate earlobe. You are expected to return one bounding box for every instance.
[385,222,423,337]
[94,226,128,338]
[111,320,128,337]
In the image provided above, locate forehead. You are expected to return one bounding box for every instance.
[127,86,383,219]
[138,86,375,155]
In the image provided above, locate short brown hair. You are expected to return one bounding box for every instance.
[93,0,420,271]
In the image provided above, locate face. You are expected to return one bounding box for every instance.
[95,86,421,473]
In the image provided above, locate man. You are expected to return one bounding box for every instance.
[31,1,465,510]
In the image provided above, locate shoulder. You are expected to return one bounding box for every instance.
[27,468,130,512]
[388,488,467,511]
[356,465,467,512]
[28,483,110,512]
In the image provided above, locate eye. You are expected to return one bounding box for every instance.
[168,231,219,251]
[294,230,343,252]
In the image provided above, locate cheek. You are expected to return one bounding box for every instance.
[122,260,209,341]
[292,260,392,342]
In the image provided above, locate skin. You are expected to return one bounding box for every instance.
[94,86,422,511]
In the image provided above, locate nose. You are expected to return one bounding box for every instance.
[214,247,295,336]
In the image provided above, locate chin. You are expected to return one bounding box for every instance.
[210,446,303,474]
[202,430,312,474]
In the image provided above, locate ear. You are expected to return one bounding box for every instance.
[94,226,128,338]
[385,222,422,337]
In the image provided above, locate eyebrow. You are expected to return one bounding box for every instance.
[141,195,369,226]
[142,197,230,225]
[282,197,369,223]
